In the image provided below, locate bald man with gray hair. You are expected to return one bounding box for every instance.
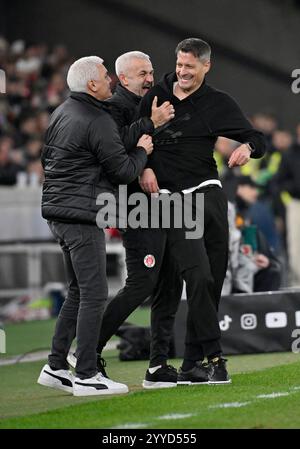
[115,51,151,78]
[105,51,175,149]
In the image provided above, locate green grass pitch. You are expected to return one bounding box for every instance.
[1,310,300,429]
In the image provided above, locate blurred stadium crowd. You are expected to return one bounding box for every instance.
[0,38,73,186]
[1,37,300,288]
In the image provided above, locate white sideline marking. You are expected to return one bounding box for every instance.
[257,392,289,399]
[112,423,149,429]
[0,341,118,366]
[209,401,251,409]
[157,413,195,420]
[110,388,300,429]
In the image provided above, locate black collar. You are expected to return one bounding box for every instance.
[70,92,110,112]
[113,83,141,106]
[165,72,209,100]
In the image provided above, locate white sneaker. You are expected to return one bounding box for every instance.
[67,352,77,369]
[37,364,73,393]
[73,373,129,396]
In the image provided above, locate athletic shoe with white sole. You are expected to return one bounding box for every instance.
[73,372,129,396]
[177,361,211,385]
[142,364,178,389]
[208,357,232,384]
[37,364,73,393]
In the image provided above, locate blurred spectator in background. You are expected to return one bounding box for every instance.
[0,37,71,181]
[0,37,72,186]
[0,135,22,185]
[222,177,281,295]
[214,136,240,201]
[276,123,300,285]
[46,72,68,110]
[235,175,280,253]
[251,111,278,151]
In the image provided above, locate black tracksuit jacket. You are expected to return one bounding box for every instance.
[106,83,154,150]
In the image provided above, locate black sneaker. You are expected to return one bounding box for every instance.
[177,361,210,385]
[142,364,178,389]
[208,357,231,384]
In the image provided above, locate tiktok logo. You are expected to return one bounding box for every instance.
[219,315,232,331]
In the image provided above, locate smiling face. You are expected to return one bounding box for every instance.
[176,50,210,94]
[119,57,154,97]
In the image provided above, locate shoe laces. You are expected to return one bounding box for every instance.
[166,364,177,373]
[97,356,108,378]
[210,357,227,365]
[202,362,210,369]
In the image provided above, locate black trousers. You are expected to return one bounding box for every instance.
[166,186,229,361]
[97,227,183,367]
[98,185,228,364]
[48,221,107,379]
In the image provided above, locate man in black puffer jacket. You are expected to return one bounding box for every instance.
[37,56,153,397]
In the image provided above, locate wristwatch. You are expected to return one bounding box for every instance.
[245,142,255,154]
[244,142,255,154]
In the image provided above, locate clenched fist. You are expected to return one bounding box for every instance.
[137,134,153,155]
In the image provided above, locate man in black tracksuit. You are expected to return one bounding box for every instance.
[139,38,266,384]
[37,56,153,396]
[94,52,183,389]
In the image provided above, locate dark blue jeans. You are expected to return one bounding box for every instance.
[47,221,107,379]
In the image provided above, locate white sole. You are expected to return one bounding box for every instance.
[177,381,210,386]
[37,374,73,394]
[73,387,128,397]
[142,381,177,389]
[209,379,232,385]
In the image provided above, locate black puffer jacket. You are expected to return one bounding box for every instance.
[41,92,147,224]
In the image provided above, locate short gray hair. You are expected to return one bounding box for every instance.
[67,56,104,92]
[115,51,151,77]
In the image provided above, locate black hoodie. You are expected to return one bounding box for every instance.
[139,72,266,192]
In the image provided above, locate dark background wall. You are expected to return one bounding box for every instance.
[1,0,299,129]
